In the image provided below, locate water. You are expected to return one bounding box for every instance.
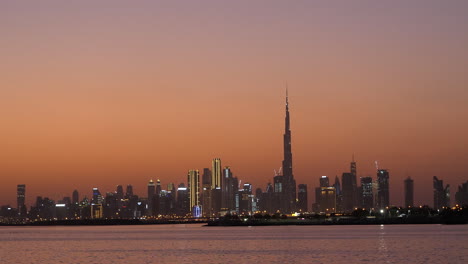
[0,224,466,264]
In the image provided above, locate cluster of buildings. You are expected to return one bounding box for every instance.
[2,93,468,221]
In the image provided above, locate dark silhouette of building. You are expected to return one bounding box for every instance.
[273,90,297,213]
[404,177,414,207]
[342,172,357,212]
[17,184,26,217]
[222,166,238,213]
[297,184,308,212]
[201,168,212,217]
[125,184,133,198]
[361,176,373,209]
[116,185,124,200]
[433,176,450,209]
[376,169,390,209]
[333,176,342,212]
[455,181,468,206]
[72,190,79,204]
[176,183,189,216]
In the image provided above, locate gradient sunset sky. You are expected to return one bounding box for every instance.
[1,1,468,208]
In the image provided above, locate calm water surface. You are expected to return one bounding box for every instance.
[0,224,467,264]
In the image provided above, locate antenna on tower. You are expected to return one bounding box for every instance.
[375,161,379,171]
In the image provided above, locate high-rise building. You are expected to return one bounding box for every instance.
[360,177,373,209]
[72,190,79,204]
[376,169,390,209]
[147,179,155,216]
[201,168,212,217]
[297,184,308,212]
[404,177,414,207]
[221,166,238,212]
[320,176,329,187]
[319,187,336,213]
[342,172,357,212]
[188,170,200,211]
[333,176,342,212]
[176,183,189,216]
[212,158,222,189]
[126,184,133,198]
[116,185,124,200]
[17,184,26,217]
[433,176,450,209]
[92,187,103,204]
[273,90,297,213]
[455,181,468,207]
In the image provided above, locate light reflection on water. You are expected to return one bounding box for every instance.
[0,224,467,264]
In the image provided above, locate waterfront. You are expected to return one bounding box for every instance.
[0,224,466,264]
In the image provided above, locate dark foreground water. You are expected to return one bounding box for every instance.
[0,224,467,264]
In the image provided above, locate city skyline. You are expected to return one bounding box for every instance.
[2,1,468,208]
[3,92,466,211]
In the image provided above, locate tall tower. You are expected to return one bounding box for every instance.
[147,179,155,216]
[376,169,390,209]
[404,177,414,207]
[281,88,296,212]
[351,154,357,179]
[17,184,26,217]
[188,170,200,210]
[211,158,222,189]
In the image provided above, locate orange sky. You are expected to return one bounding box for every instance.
[1,1,468,208]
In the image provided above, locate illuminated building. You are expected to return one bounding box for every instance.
[404,177,414,207]
[17,184,26,217]
[297,184,308,212]
[433,176,450,209]
[91,204,103,219]
[319,187,336,213]
[320,176,329,187]
[376,169,390,209]
[212,158,222,189]
[92,188,103,205]
[188,170,200,213]
[361,177,373,209]
[147,179,155,216]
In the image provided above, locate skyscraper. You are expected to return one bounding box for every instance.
[274,89,297,213]
[376,169,390,209]
[188,170,200,211]
[433,176,450,209]
[212,158,222,190]
[147,179,155,216]
[360,177,373,209]
[342,172,357,212]
[404,177,414,207]
[320,176,329,187]
[126,184,133,198]
[201,168,212,217]
[72,190,79,204]
[116,185,124,200]
[297,184,308,212]
[17,184,26,216]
